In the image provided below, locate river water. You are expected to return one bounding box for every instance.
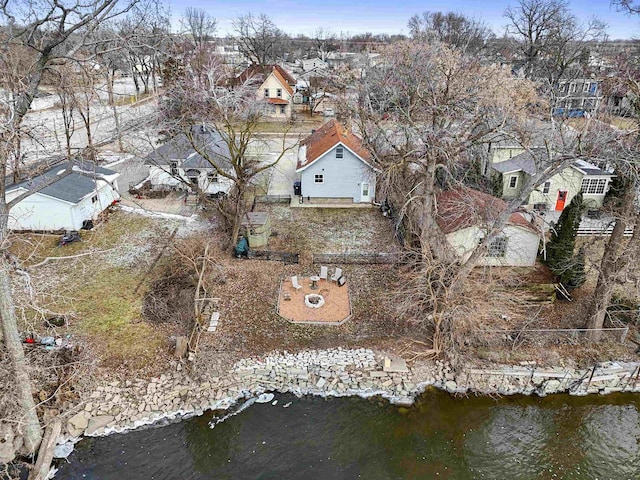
[56,390,640,479]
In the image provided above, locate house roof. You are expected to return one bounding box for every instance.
[267,98,290,105]
[296,120,372,171]
[492,152,538,176]
[233,64,296,88]
[273,64,296,85]
[7,160,119,205]
[491,153,613,178]
[572,159,612,176]
[145,127,232,170]
[435,187,537,235]
[271,68,294,95]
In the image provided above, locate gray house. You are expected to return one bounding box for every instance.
[296,120,378,204]
[145,127,234,197]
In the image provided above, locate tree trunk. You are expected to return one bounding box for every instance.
[0,256,42,454]
[586,183,639,338]
[106,78,124,151]
[230,188,246,250]
[28,418,61,480]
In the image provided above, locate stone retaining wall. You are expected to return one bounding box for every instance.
[60,350,640,444]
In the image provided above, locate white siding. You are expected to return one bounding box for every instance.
[71,180,120,228]
[299,145,376,202]
[148,165,232,195]
[7,181,119,231]
[446,224,539,267]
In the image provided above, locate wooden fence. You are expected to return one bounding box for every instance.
[250,250,299,264]
[312,252,404,265]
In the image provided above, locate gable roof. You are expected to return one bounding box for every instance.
[233,64,296,88]
[492,153,614,178]
[436,187,537,235]
[492,152,538,176]
[7,160,118,205]
[145,127,232,170]
[272,64,296,85]
[296,120,373,171]
[266,68,294,95]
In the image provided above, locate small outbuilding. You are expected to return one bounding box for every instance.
[241,212,271,248]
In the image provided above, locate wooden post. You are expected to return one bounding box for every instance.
[28,418,62,480]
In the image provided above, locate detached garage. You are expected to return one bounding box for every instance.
[6,160,120,231]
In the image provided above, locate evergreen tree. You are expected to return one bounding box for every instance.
[544,192,586,288]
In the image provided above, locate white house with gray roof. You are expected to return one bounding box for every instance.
[145,128,234,198]
[6,160,120,231]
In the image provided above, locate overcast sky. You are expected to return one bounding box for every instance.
[171,0,639,39]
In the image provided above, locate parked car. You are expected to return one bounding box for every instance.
[323,108,335,117]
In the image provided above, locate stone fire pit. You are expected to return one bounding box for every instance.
[304,293,325,309]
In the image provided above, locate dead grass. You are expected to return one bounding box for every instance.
[261,205,400,255]
[9,209,171,372]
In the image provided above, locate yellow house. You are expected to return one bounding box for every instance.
[256,66,295,119]
[490,152,613,212]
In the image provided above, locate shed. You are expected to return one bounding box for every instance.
[241,212,271,247]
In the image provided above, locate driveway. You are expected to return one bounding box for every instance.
[262,137,300,196]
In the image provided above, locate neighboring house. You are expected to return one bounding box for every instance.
[145,127,234,197]
[301,57,328,71]
[555,78,602,116]
[490,151,613,212]
[258,66,295,118]
[6,160,120,231]
[296,120,378,204]
[233,64,296,119]
[311,92,338,114]
[436,188,541,267]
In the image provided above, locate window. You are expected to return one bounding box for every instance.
[314,174,324,183]
[207,172,219,183]
[264,88,269,97]
[91,195,98,204]
[581,178,607,194]
[509,175,518,188]
[570,83,577,93]
[488,237,508,258]
[280,105,286,114]
[543,181,551,194]
[277,88,282,98]
[582,82,589,93]
[336,146,344,159]
[589,82,597,94]
[169,161,178,176]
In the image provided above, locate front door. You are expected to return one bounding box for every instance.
[555,190,568,211]
[361,182,370,203]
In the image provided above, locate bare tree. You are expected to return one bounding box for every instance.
[584,62,640,335]
[0,0,154,456]
[351,40,593,353]
[182,7,217,48]
[312,28,338,61]
[232,13,284,66]
[505,0,606,82]
[159,53,297,246]
[613,0,640,14]
[408,11,494,53]
[51,65,78,158]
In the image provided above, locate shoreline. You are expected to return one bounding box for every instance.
[54,348,640,455]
